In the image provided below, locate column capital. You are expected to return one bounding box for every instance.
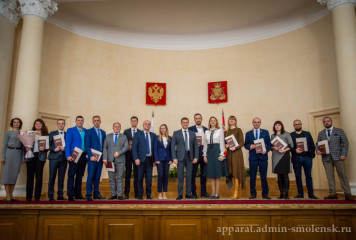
[317,0,356,10]
[0,0,21,25]
[19,0,57,20]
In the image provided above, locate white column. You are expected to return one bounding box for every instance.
[11,0,57,130]
[9,0,57,187]
[318,0,356,194]
[0,1,20,188]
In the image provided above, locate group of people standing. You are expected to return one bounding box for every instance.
[1,114,354,202]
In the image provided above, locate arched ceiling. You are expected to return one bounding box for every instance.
[50,0,329,50]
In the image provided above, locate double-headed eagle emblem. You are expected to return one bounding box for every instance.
[148,84,165,103]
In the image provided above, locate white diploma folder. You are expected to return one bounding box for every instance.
[53,134,65,148]
[271,136,288,150]
[254,139,266,153]
[91,148,103,162]
[296,137,308,152]
[38,136,50,150]
[318,140,330,155]
[72,147,83,163]
[225,135,239,148]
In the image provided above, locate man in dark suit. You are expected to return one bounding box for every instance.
[244,117,271,199]
[132,120,157,200]
[188,113,208,198]
[316,116,354,201]
[171,117,199,200]
[290,119,318,199]
[65,116,87,201]
[84,115,106,201]
[48,119,67,201]
[123,116,140,199]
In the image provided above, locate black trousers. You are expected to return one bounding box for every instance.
[26,153,45,200]
[124,151,138,196]
[48,155,67,198]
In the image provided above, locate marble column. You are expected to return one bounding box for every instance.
[318,0,356,194]
[9,0,57,187]
[11,0,57,130]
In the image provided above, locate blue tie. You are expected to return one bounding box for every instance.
[145,133,150,155]
[327,129,331,138]
[255,130,258,140]
[114,133,118,144]
[97,129,102,150]
[184,131,189,151]
[133,129,136,137]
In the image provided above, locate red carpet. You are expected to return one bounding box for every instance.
[1,199,355,205]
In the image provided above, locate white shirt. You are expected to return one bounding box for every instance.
[58,129,64,135]
[253,128,261,139]
[131,128,137,137]
[196,125,204,133]
[162,137,168,148]
[144,131,152,156]
[181,129,190,151]
[203,128,225,156]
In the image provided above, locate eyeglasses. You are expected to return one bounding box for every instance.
[294,124,302,126]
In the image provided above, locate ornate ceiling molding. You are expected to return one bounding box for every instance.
[0,0,21,25]
[317,0,356,10]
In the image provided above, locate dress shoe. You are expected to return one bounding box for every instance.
[277,193,284,199]
[163,197,167,200]
[136,196,143,200]
[249,195,256,199]
[158,196,163,200]
[213,195,220,199]
[57,196,67,201]
[108,195,117,200]
[262,195,271,199]
[201,193,210,198]
[185,194,193,199]
[124,194,130,199]
[75,195,84,200]
[34,198,40,202]
[86,196,93,201]
[192,192,199,199]
[68,197,75,201]
[208,195,215,199]
[26,198,32,202]
[324,194,338,200]
[176,195,183,200]
[146,196,153,200]
[308,194,318,199]
[93,195,106,200]
[294,194,304,199]
[49,197,55,202]
[118,196,124,200]
[345,194,355,201]
[10,198,19,202]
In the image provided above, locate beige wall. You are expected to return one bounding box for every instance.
[7,14,339,180]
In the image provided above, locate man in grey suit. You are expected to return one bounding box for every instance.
[316,117,354,201]
[103,122,129,200]
[171,117,199,200]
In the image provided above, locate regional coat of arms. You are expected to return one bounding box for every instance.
[210,83,226,101]
[148,84,165,103]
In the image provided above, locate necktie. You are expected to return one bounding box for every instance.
[114,133,118,144]
[210,130,215,144]
[133,129,136,137]
[184,131,189,151]
[145,133,150,155]
[255,130,258,139]
[97,129,102,150]
[327,129,331,138]
[60,131,63,135]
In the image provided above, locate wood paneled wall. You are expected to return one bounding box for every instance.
[0,206,355,240]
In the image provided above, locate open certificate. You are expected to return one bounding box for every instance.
[53,134,65,148]
[271,136,288,150]
[225,135,239,148]
[38,136,49,150]
[254,139,266,153]
[91,148,103,162]
[195,133,204,147]
[106,161,115,172]
[71,147,83,163]
[296,137,308,152]
[318,140,330,155]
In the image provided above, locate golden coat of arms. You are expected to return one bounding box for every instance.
[148,84,165,103]
[210,83,226,101]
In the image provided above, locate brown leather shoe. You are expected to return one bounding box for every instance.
[345,194,355,201]
[324,194,338,200]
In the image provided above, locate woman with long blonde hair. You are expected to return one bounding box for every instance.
[225,115,245,199]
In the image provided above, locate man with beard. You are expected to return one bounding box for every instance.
[290,120,318,199]
[316,117,354,201]
[188,113,209,198]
